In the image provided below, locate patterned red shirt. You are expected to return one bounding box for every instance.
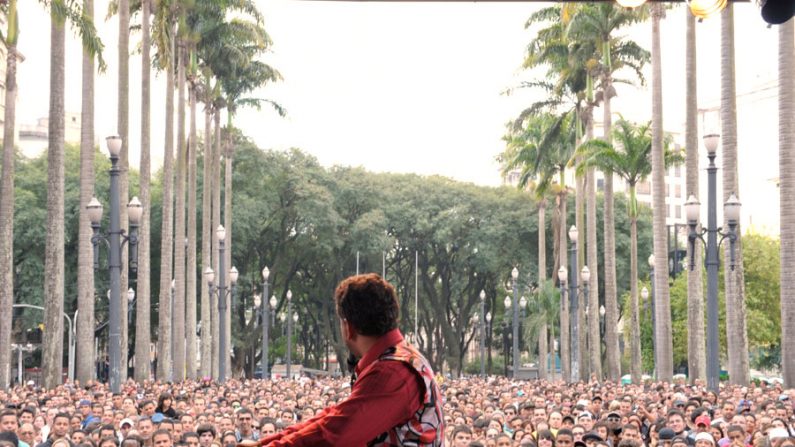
[258,329,424,447]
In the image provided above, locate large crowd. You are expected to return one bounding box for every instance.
[1,375,794,447]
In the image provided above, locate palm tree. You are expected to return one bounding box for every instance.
[156,8,177,380]
[502,111,576,381]
[0,0,104,389]
[537,190,548,379]
[685,8,706,384]
[172,37,188,382]
[0,0,20,389]
[566,4,650,380]
[42,1,68,389]
[134,0,153,382]
[779,17,795,389]
[525,279,560,380]
[186,50,199,380]
[650,4,673,381]
[76,0,96,385]
[578,118,682,384]
[117,0,131,384]
[720,5,750,386]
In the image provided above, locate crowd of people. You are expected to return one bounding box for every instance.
[0,375,794,447]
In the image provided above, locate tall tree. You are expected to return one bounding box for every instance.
[186,50,198,380]
[156,15,176,381]
[200,87,213,377]
[566,4,650,380]
[76,0,96,385]
[0,0,20,389]
[650,4,673,381]
[685,8,706,384]
[502,111,576,381]
[134,0,152,382]
[720,5,750,385]
[173,38,187,382]
[117,0,130,382]
[779,16,795,389]
[578,118,681,384]
[42,0,68,388]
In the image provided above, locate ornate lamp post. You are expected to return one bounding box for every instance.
[685,134,741,391]
[87,136,142,393]
[485,311,492,375]
[203,226,238,381]
[479,290,486,377]
[511,267,519,377]
[568,226,580,382]
[557,266,568,381]
[260,267,270,378]
[286,290,293,379]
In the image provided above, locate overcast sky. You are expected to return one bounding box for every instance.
[14,1,784,233]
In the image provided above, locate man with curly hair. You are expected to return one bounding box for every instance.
[241,273,445,446]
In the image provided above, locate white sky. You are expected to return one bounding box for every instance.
[14,1,785,234]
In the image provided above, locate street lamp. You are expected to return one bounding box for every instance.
[286,290,293,380]
[260,266,270,379]
[479,290,486,377]
[567,226,580,382]
[686,134,741,391]
[485,311,492,375]
[557,265,567,380]
[599,304,606,343]
[87,136,142,394]
[204,224,237,381]
[510,267,519,378]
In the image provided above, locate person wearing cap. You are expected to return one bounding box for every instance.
[695,432,716,447]
[695,415,713,434]
[657,427,676,447]
[120,419,135,440]
[670,436,688,447]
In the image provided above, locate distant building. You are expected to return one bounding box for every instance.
[18,112,82,158]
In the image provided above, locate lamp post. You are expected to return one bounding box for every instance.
[203,225,238,381]
[641,286,655,377]
[568,226,579,382]
[557,265,568,381]
[519,295,527,364]
[581,266,590,356]
[260,267,271,379]
[685,133,741,392]
[599,304,605,345]
[479,290,486,377]
[87,136,142,393]
[286,290,293,380]
[485,311,492,375]
[510,267,519,378]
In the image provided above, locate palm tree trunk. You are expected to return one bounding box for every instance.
[539,321,548,380]
[156,24,176,381]
[778,17,795,389]
[630,195,641,384]
[212,109,222,377]
[200,100,212,378]
[685,9,706,384]
[135,0,152,382]
[651,4,673,381]
[720,4,749,386]
[118,0,130,382]
[224,127,233,376]
[0,0,19,389]
[173,43,187,381]
[43,8,66,388]
[558,190,570,382]
[76,0,96,385]
[186,73,198,379]
[538,199,547,379]
[597,84,612,382]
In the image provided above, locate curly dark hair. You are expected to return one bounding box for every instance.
[334,274,399,337]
